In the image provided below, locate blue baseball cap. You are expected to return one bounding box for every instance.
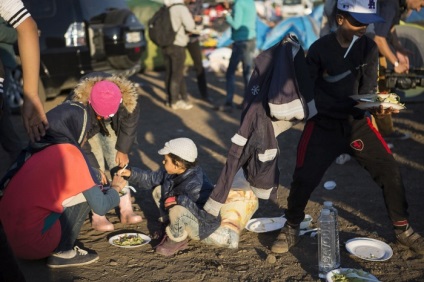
[337,0,385,24]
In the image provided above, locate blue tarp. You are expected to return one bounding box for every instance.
[261,15,319,50]
[405,9,424,23]
[217,17,271,50]
[217,4,323,51]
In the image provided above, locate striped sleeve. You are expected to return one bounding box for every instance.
[0,0,31,28]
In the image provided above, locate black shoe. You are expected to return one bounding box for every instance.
[46,246,99,268]
[396,227,424,254]
[271,224,300,254]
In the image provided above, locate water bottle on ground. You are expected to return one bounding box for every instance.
[323,201,340,268]
[318,208,337,278]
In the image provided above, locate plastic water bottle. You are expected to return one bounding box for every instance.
[324,201,340,268]
[318,208,337,278]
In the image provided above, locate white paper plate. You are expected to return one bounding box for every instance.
[345,237,393,261]
[109,233,151,248]
[326,268,379,282]
[300,214,313,230]
[355,102,405,110]
[245,217,286,233]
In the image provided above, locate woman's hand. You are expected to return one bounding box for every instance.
[98,169,108,185]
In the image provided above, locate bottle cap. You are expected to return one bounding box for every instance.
[321,209,330,215]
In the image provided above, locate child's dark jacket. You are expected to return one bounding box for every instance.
[128,166,221,240]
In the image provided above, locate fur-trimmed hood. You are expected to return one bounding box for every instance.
[71,75,138,114]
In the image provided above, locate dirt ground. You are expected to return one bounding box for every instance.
[1,69,424,282]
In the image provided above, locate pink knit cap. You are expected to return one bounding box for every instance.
[89,81,122,118]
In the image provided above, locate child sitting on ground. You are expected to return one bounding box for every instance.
[118,137,222,256]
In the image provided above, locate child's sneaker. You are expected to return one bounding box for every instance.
[46,246,99,268]
[396,227,424,254]
[271,224,300,254]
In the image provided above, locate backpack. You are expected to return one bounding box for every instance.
[148,4,182,48]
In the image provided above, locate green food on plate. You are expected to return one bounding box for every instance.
[113,234,144,246]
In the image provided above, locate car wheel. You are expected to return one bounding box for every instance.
[6,67,46,114]
[6,67,24,113]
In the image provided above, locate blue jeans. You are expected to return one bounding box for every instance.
[55,202,91,252]
[225,39,256,105]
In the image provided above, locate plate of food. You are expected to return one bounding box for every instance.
[345,237,393,261]
[355,102,405,110]
[352,93,405,110]
[327,268,380,282]
[109,233,151,248]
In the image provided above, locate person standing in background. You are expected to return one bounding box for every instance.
[163,0,199,110]
[216,0,257,112]
[0,0,48,142]
[185,0,213,104]
[368,0,424,141]
[0,17,23,166]
[320,0,337,37]
[1,1,48,279]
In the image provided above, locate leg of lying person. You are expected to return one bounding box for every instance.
[47,202,99,268]
[156,205,198,256]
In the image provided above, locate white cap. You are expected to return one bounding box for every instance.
[158,137,198,163]
[337,0,385,24]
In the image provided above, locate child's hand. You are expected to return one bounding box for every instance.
[116,163,131,178]
[118,168,131,177]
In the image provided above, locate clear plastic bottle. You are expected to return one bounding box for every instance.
[318,208,337,278]
[324,201,340,268]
